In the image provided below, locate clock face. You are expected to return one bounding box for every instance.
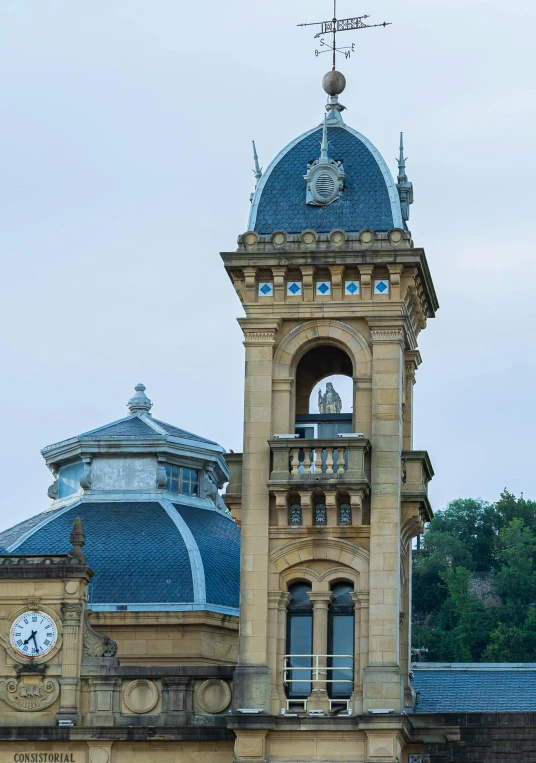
[10,611,58,659]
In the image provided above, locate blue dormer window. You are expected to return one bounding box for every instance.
[164,464,199,496]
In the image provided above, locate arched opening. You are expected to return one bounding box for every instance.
[285,582,313,698]
[328,582,355,699]
[294,345,354,439]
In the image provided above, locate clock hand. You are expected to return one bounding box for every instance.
[31,632,39,651]
[23,629,38,647]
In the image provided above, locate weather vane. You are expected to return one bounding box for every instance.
[298,0,391,71]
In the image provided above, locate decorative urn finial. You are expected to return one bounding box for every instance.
[127,383,153,414]
[69,517,86,564]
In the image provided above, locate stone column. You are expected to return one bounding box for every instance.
[268,591,290,712]
[272,377,294,436]
[354,376,372,440]
[349,591,362,713]
[58,601,83,722]
[233,318,281,712]
[307,590,333,710]
[362,324,404,712]
[403,350,421,451]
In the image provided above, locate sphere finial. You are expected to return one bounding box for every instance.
[322,70,346,96]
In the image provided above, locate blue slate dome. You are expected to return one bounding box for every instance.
[0,501,240,614]
[0,385,240,616]
[249,118,405,235]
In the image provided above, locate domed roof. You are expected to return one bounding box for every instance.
[0,500,240,614]
[0,385,240,616]
[249,120,404,235]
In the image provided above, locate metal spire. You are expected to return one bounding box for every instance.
[397,132,407,182]
[396,132,414,223]
[320,115,329,163]
[252,141,262,186]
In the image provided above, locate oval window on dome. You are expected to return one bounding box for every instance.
[315,172,336,200]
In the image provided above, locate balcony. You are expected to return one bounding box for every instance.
[401,451,434,537]
[269,437,370,490]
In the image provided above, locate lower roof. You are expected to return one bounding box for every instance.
[412,664,536,714]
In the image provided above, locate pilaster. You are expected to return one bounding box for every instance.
[235,318,281,712]
[363,323,404,712]
[58,601,83,723]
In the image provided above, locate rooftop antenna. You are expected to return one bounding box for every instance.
[298,0,391,71]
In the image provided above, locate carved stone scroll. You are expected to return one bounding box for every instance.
[83,612,118,658]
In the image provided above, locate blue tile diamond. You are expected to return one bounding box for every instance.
[259,283,273,296]
[375,280,388,294]
[317,282,330,295]
[345,281,359,295]
[288,282,301,295]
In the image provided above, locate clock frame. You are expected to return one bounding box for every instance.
[0,604,63,665]
[10,610,59,660]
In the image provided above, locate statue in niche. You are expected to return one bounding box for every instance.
[318,382,342,414]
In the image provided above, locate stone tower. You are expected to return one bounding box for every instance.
[223,74,437,762]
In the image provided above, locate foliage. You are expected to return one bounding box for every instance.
[412,491,536,662]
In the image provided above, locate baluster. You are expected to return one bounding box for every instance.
[290,448,300,476]
[337,447,346,473]
[314,448,322,474]
[326,447,334,474]
[303,448,312,475]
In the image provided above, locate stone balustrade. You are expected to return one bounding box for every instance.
[269,438,370,487]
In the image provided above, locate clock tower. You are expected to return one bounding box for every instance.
[222,69,437,762]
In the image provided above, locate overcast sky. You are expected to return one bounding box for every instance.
[1,0,535,531]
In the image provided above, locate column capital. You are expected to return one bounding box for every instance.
[268,591,291,610]
[239,318,281,346]
[307,591,333,609]
[404,349,422,380]
[370,326,404,345]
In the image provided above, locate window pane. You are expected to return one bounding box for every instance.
[287,583,313,698]
[331,583,354,607]
[287,615,312,697]
[329,615,354,698]
[288,583,313,611]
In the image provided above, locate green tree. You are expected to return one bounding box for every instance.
[412,492,536,662]
[493,519,536,625]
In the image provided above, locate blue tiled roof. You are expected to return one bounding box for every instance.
[413,667,536,713]
[153,419,219,446]
[251,124,402,235]
[77,414,219,446]
[174,503,240,609]
[0,501,240,612]
[80,417,155,438]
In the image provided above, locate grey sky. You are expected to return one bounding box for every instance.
[1,0,535,531]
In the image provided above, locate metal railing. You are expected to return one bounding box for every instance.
[283,654,354,691]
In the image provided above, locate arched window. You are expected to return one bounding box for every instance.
[286,583,313,698]
[328,582,354,698]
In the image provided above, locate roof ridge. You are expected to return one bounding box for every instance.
[77,414,155,439]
